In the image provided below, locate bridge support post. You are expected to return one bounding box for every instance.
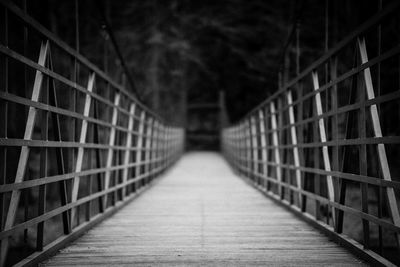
[270,102,282,198]
[287,90,302,208]
[144,117,154,185]
[70,73,95,226]
[312,71,335,227]
[250,116,259,185]
[122,104,136,199]
[134,111,146,191]
[258,110,269,190]
[358,37,400,244]
[102,92,121,210]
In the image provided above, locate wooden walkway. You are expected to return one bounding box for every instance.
[42,152,365,266]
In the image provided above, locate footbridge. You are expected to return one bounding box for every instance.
[1,1,400,266]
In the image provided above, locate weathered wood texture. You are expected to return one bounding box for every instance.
[42,153,364,266]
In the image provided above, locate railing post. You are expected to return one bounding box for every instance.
[239,123,246,175]
[152,120,159,179]
[311,71,335,225]
[135,111,146,191]
[0,42,50,264]
[103,92,121,209]
[287,90,302,208]
[358,37,400,239]
[245,120,252,178]
[250,116,259,185]
[70,73,95,226]
[144,117,154,185]
[122,103,136,198]
[258,110,269,190]
[270,102,282,198]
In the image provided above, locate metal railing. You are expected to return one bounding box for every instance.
[222,2,400,266]
[0,1,185,266]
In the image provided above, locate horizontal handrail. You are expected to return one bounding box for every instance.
[0,1,185,266]
[244,0,400,122]
[222,3,400,267]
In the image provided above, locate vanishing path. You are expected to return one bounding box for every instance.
[43,152,364,266]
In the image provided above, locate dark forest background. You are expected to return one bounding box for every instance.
[20,0,389,149]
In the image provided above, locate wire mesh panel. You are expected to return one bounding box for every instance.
[222,2,400,266]
[0,1,185,266]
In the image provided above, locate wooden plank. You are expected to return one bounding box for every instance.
[122,103,136,198]
[358,38,400,232]
[70,73,95,226]
[0,41,49,266]
[311,71,336,225]
[270,102,282,197]
[43,153,366,267]
[287,90,302,208]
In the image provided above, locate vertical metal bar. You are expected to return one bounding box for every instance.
[134,111,146,190]
[358,38,400,239]
[70,73,95,226]
[86,124,92,221]
[243,122,247,176]
[93,102,104,213]
[103,93,120,208]
[311,94,320,220]
[270,102,282,197]
[47,48,71,234]
[144,118,154,185]
[277,98,285,199]
[22,0,29,237]
[0,5,8,233]
[377,0,383,254]
[258,110,268,189]
[162,125,167,171]
[70,0,79,177]
[122,104,136,198]
[287,90,302,208]
[357,59,369,249]
[265,107,272,192]
[245,120,251,178]
[22,1,30,242]
[0,42,49,266]
[152,120,159,180]
[312,71,336,225]
[113,126,120,203]
[336,73,357,233]
[250,116,258,184]
[37,64,49,251]
[297,85,306,212]
[324,0,330,224]
[330,57,340,228]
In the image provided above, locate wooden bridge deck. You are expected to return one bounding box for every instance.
[42,152,365,266]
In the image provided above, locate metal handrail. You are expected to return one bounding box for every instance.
[0,1,185,266]
[222,3,400,266]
